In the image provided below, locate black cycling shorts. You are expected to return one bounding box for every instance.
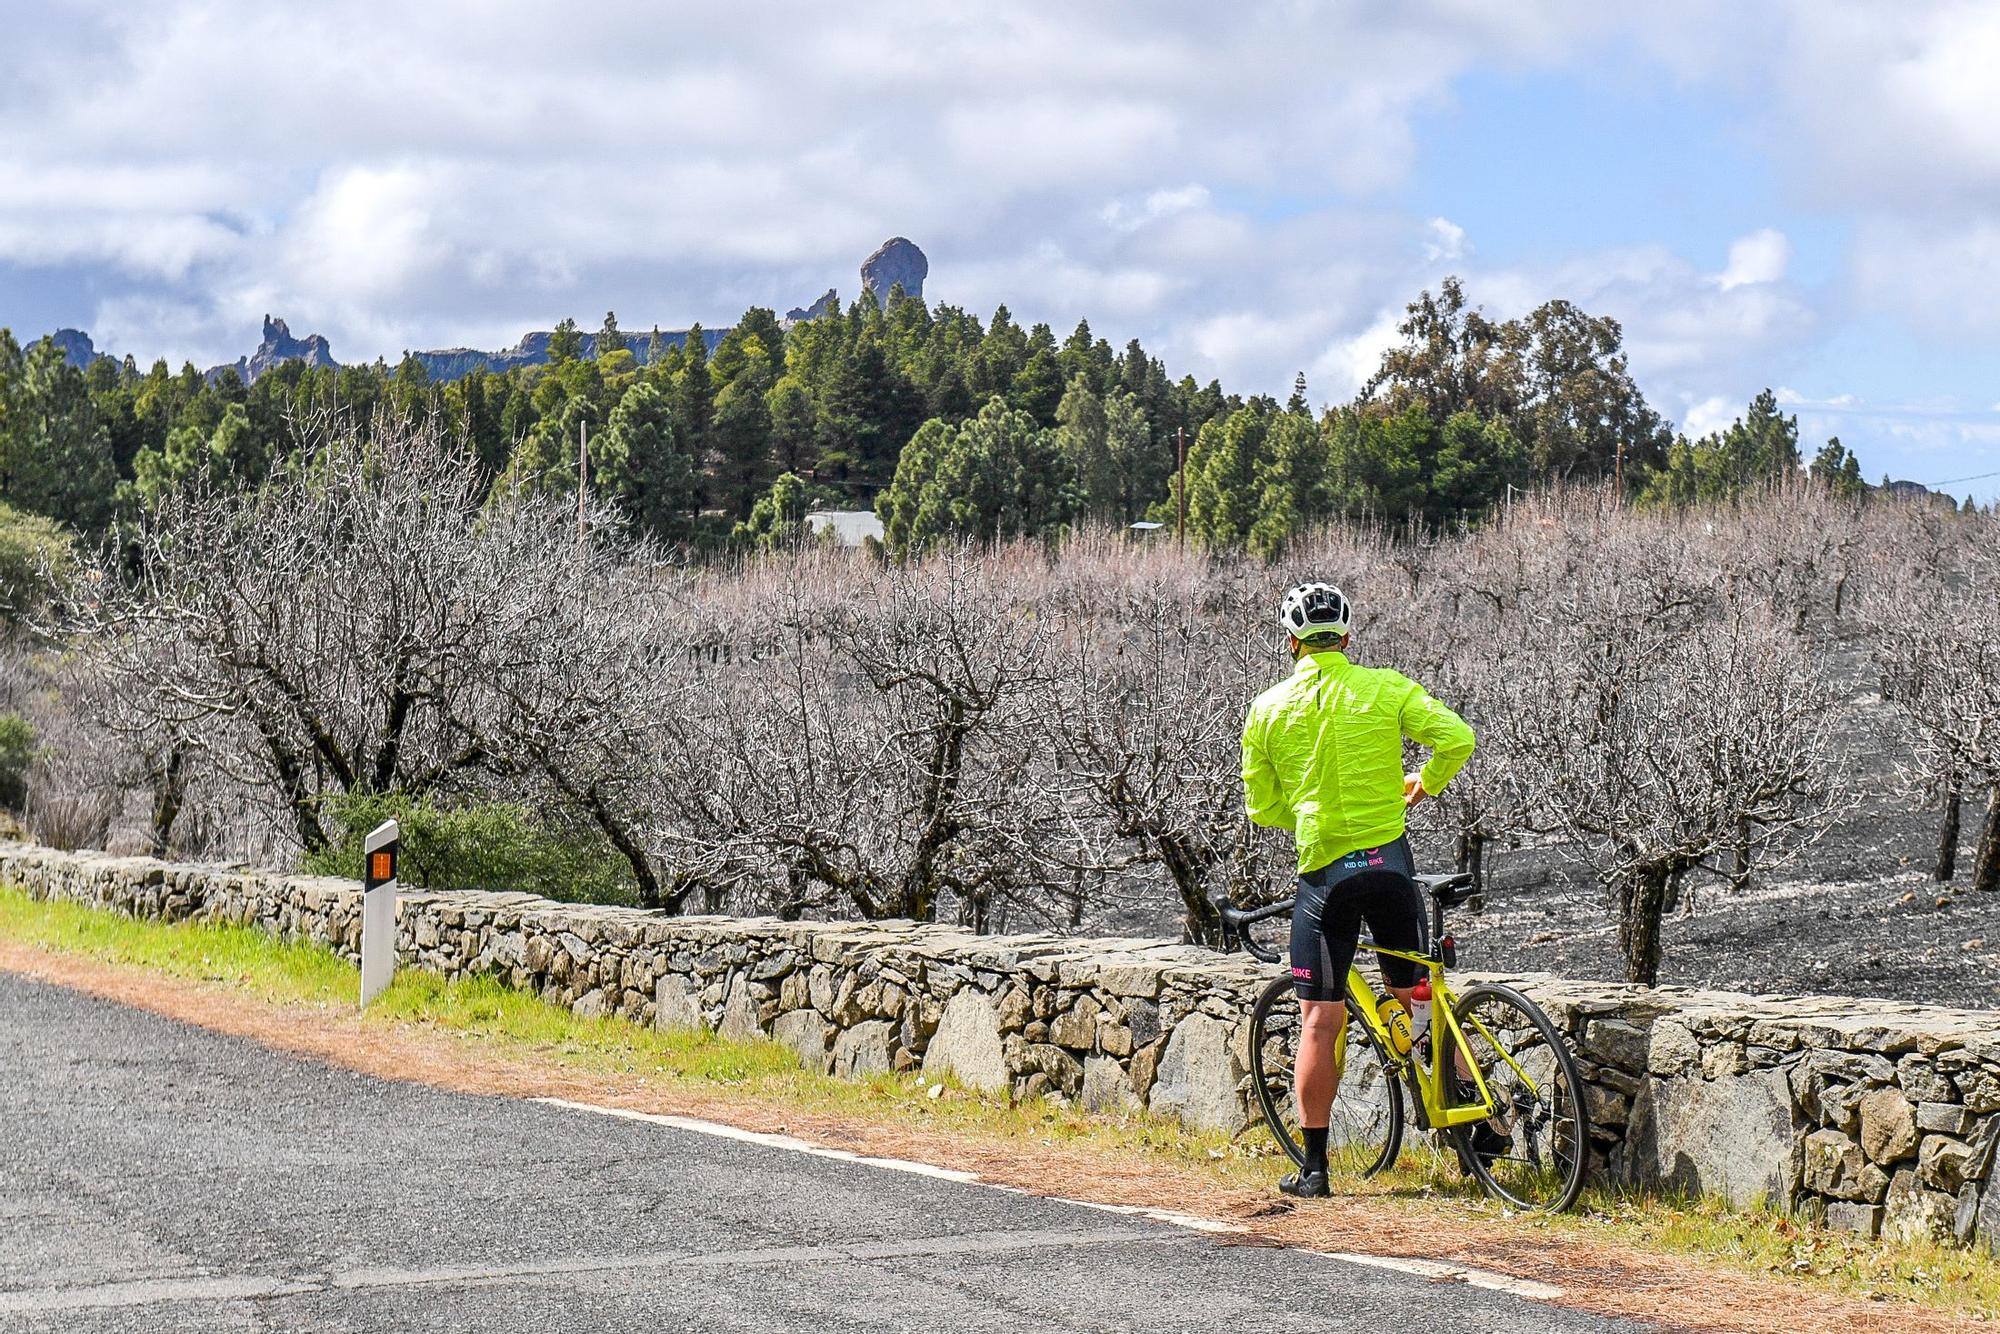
[1288,835,1426,1003]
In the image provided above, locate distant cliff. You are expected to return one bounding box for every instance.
[44,237,929,385]
[50,329,113,370]
[205,315,337,384]
[861,237,927,304]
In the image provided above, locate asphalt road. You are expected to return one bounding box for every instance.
[0,972,1645,1332]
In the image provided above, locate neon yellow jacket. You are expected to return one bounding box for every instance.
[1241,649,1475,875]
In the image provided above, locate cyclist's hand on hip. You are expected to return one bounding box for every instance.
[1403,772,1427,809]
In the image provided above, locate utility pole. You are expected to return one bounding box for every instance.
[1614,437,1624,509]
[1175,426,1188,552]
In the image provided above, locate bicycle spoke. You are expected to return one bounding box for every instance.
[1248,976,1402,1178]
[1449,984,1591,1212]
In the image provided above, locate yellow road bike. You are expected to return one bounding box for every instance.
[1215,872,1591,1212]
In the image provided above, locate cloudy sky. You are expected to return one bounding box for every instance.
[4,1,1997,499]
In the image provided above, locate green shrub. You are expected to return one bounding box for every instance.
[301,792,636,905]
[0,503,74,625]
[0,713,32,810]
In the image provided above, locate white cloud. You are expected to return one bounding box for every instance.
[1314,310,1407,400]
[1717,228,1789,290]
[1681,396,1737,439]
[1851,217,2000,337]
[1100,185,1212,234]
[1424,218,1468,263]
[0,1,1617,368]
[0,0,1992,478]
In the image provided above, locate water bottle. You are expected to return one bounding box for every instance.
[1377,994,1413,1058]
[1409,975,1432,1047]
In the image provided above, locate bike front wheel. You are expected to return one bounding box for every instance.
[1248,974,1403,1178]
[1449,983,1591,1212]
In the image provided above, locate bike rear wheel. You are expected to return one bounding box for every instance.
[1248,974,1403,1177]
[1448,983,1591,1212]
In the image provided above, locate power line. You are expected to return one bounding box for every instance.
[1923,468,2000,487]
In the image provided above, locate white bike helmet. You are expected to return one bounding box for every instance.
[1278,582,1352,643]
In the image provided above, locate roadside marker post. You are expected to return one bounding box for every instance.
[360,819,401,1007]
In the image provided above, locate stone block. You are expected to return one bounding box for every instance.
[1584,1082,1631,1129]
[1129,1040,1163,1102]
[1805,1050,1895,1085]
[1701,1043,1748,1080]
[1099,1023,1133,1059]
[830,974,867,1026]
[1916,1102,1974,1136]
[1646,1019,1701,1077]
[749,949,794,981]
[923,991,1009,1094]
[1049,996,1101,1051]
[1858,1087,1918,1164]
[1081,1056,1139,1113]
[1147,1014,1246,1133]
[1583,1018,1649,1071]
[1824,1202,1882,1237]
[1095,962,1163,999]
[1805,1129,1888,1202]
[1896,1054,1955,1104]
[1883,1169,1958,1244]
[655,974,704,1033]
[832,1020,895,1078]
[773,1010,833,1074]
[1127,998,1161,1049]
[779,970,810,1011]
[1970,1177,2000,1256]
[1015,1043,1083,1099]
[719,973,763,1042]
[1819,1081,1868,1132]
[1918,1135,1975,1194]
[1626,1068,1803,1207]
[1960,1067,2000,1114]
[996,986,1032,1031]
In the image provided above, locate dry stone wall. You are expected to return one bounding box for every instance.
[4,841,1996,1252]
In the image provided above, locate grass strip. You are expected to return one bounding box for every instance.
[3,884,1995,1322]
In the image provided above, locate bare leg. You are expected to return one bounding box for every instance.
[1295,999,1346,1130]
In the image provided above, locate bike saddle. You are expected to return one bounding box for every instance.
[1414,871,1477,905]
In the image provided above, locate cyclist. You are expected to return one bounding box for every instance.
[1241,582,1475,1198]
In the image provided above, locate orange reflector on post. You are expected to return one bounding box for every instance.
[371,851,393,882]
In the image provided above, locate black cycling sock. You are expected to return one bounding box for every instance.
[1302,1126,1328,1174]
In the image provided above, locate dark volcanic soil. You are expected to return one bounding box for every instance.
[1420,665,2000,1008]
[1107,650,2000,1011]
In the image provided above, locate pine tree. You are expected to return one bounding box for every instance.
[1055,375,1112,523]
[1249,412,1329,557]
[1184,405,1270,551]
[0,339,116,530]
[598,312,627,356]
[548,318,583,365]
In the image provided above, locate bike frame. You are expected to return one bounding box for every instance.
[1340,937,1542,1132]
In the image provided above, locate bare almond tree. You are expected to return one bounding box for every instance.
[1872,557,2000,893]
[685,546,1061,924]
[1507,593,1847,983]
[68,415,647,865]
[1038,545,1273,942]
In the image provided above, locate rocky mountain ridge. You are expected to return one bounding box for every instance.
[43,238,929,386]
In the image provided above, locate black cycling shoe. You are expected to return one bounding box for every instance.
[1278,1169,1330,1198]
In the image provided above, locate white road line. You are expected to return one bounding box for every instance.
[1323,1252,1566,1302]
[536,1096,1568,1304]
[1,1229,1177,1315]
